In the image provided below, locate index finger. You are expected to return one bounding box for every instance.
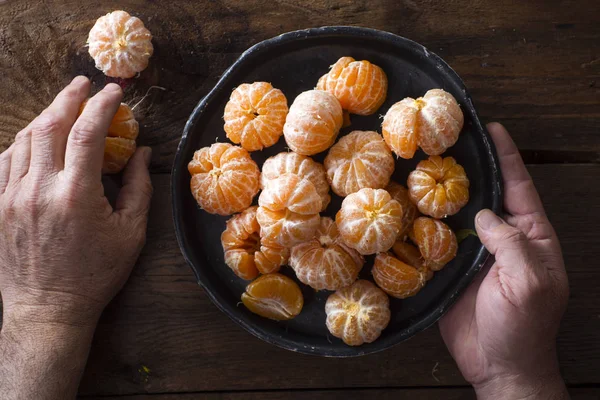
[487,122,545,216]
[64,83,122,185]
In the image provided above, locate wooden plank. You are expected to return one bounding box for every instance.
[1,0,599,171]
[73,165,600,395]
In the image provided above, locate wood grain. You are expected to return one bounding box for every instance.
[73,165,600,395]
[1,0,599,172]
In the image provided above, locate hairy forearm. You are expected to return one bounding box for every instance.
[0,309,96,400]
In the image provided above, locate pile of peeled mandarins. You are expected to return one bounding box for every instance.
[188,56,470,346]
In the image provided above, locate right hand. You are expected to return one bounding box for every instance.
[439,123,570,399]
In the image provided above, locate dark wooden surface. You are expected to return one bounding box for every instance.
[0,0,599,398]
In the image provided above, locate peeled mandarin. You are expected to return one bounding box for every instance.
[283,90,343,156]
[407,155,470,219]
[412,217,458,271]
[385,181,419,241]
[325,280,391,346]
[188,143,260,216]
[221,206,289,280]
[336,188,403,255]
[392,240,433,280]
[317,57,388,115]
[88,10,153,78]
[261,152,330,211]
[324,130,395,197]
[381,89,464,159]
[241,273,304,321]
[373,253,427,299]
[223,82,288,151]
[290,217,364,291]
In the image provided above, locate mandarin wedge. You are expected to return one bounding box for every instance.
[373,253,427,299]
[408,155,470,219]
[392,240,433,280]
[385,181,419,241]
[290,217,364,291]
[283,90,343,155]
[325,280,391,346]
[221,206,289,280]
[188,143,260,216]
[324,130,395,197]
[317,57,388,116]
[336,188,403,255]
[224,82,288,151]
[241,273,303,321]
[382,89,464,159]
[261,152,330,211]
[412,217,458,271]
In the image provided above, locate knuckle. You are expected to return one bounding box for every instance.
[32,112,63,136]
[139,179,154,201]
[500,227,528,247]
[14,129,31,143]
[70,122,104,147]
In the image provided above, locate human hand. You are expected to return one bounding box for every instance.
[0,76,153,328]
[439,123,570,399]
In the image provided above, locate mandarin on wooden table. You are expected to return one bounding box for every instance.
[325,280,391,346]
[381,89,464,159]
[223,82,288,151]
[316,56,388,116]
[336,188,403,255]
[241,273,304,321]
[188,143,260,216]
[87,10,153,78]
[407,155,470,219]
[78,100,138,174]
[289,217,364,291]
[372,253,427,299]
[261,152,330,211]
[392,240,433,281]
[385,181,419,240]
[412,217,458,271]
[324,130,395,197]
[256,173,321,247]
[221,206,289,280]
[283,90,343,155]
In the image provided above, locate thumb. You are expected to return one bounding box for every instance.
[115,146,153,220]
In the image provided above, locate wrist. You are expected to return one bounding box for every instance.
[474,370,569,400]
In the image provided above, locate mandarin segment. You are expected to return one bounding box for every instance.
[373,253,426,299]
[325,280,391,346]
[224,82,288,151]
[336,188,403,255]
[283,90,343,155]
[241,273,304,321]
[188,143,260,216]
[221,206,289,280]
[290,217,364,290]
[407,155,470,218]
[413,217,458,271]
[317,57,388,116]
[385,181,419,240]
[392,241,433,281]
[324,130,395,197]
[382,89,464,159]
[261,152,331,211]
[88,10,153,78]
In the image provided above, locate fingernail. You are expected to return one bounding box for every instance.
[142,147,152,167]
[476,209,503,230]
[104,83,122,93]
[71,75,89,85]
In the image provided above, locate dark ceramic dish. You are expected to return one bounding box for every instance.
[171,26,502,357]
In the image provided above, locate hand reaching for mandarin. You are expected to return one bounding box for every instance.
[0,76,153,327]
[439,123,570,399]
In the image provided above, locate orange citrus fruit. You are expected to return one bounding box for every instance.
[283,90,343,155]
[324,130,395,197]
[412,217,458,271]
[188,143,260,216]
[317,57,388,116]
[373,253,426,299]
[78,100,138,174]
[385,181,419,241]
[336,188,403,255]
[381,89,464,159]
[256,173,321,247]
[221,206,289,280]
[289,217,364,290]
[241,273,304,321]
[407,155,470,219]
[392,240,433,281]
[261,152,330,211]
[88,10,153,78]
[325,280,391,346]
[223,82,288,151]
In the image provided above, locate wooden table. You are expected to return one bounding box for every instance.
[1,0,599,398]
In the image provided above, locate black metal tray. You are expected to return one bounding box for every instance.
[171,26,502,357]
